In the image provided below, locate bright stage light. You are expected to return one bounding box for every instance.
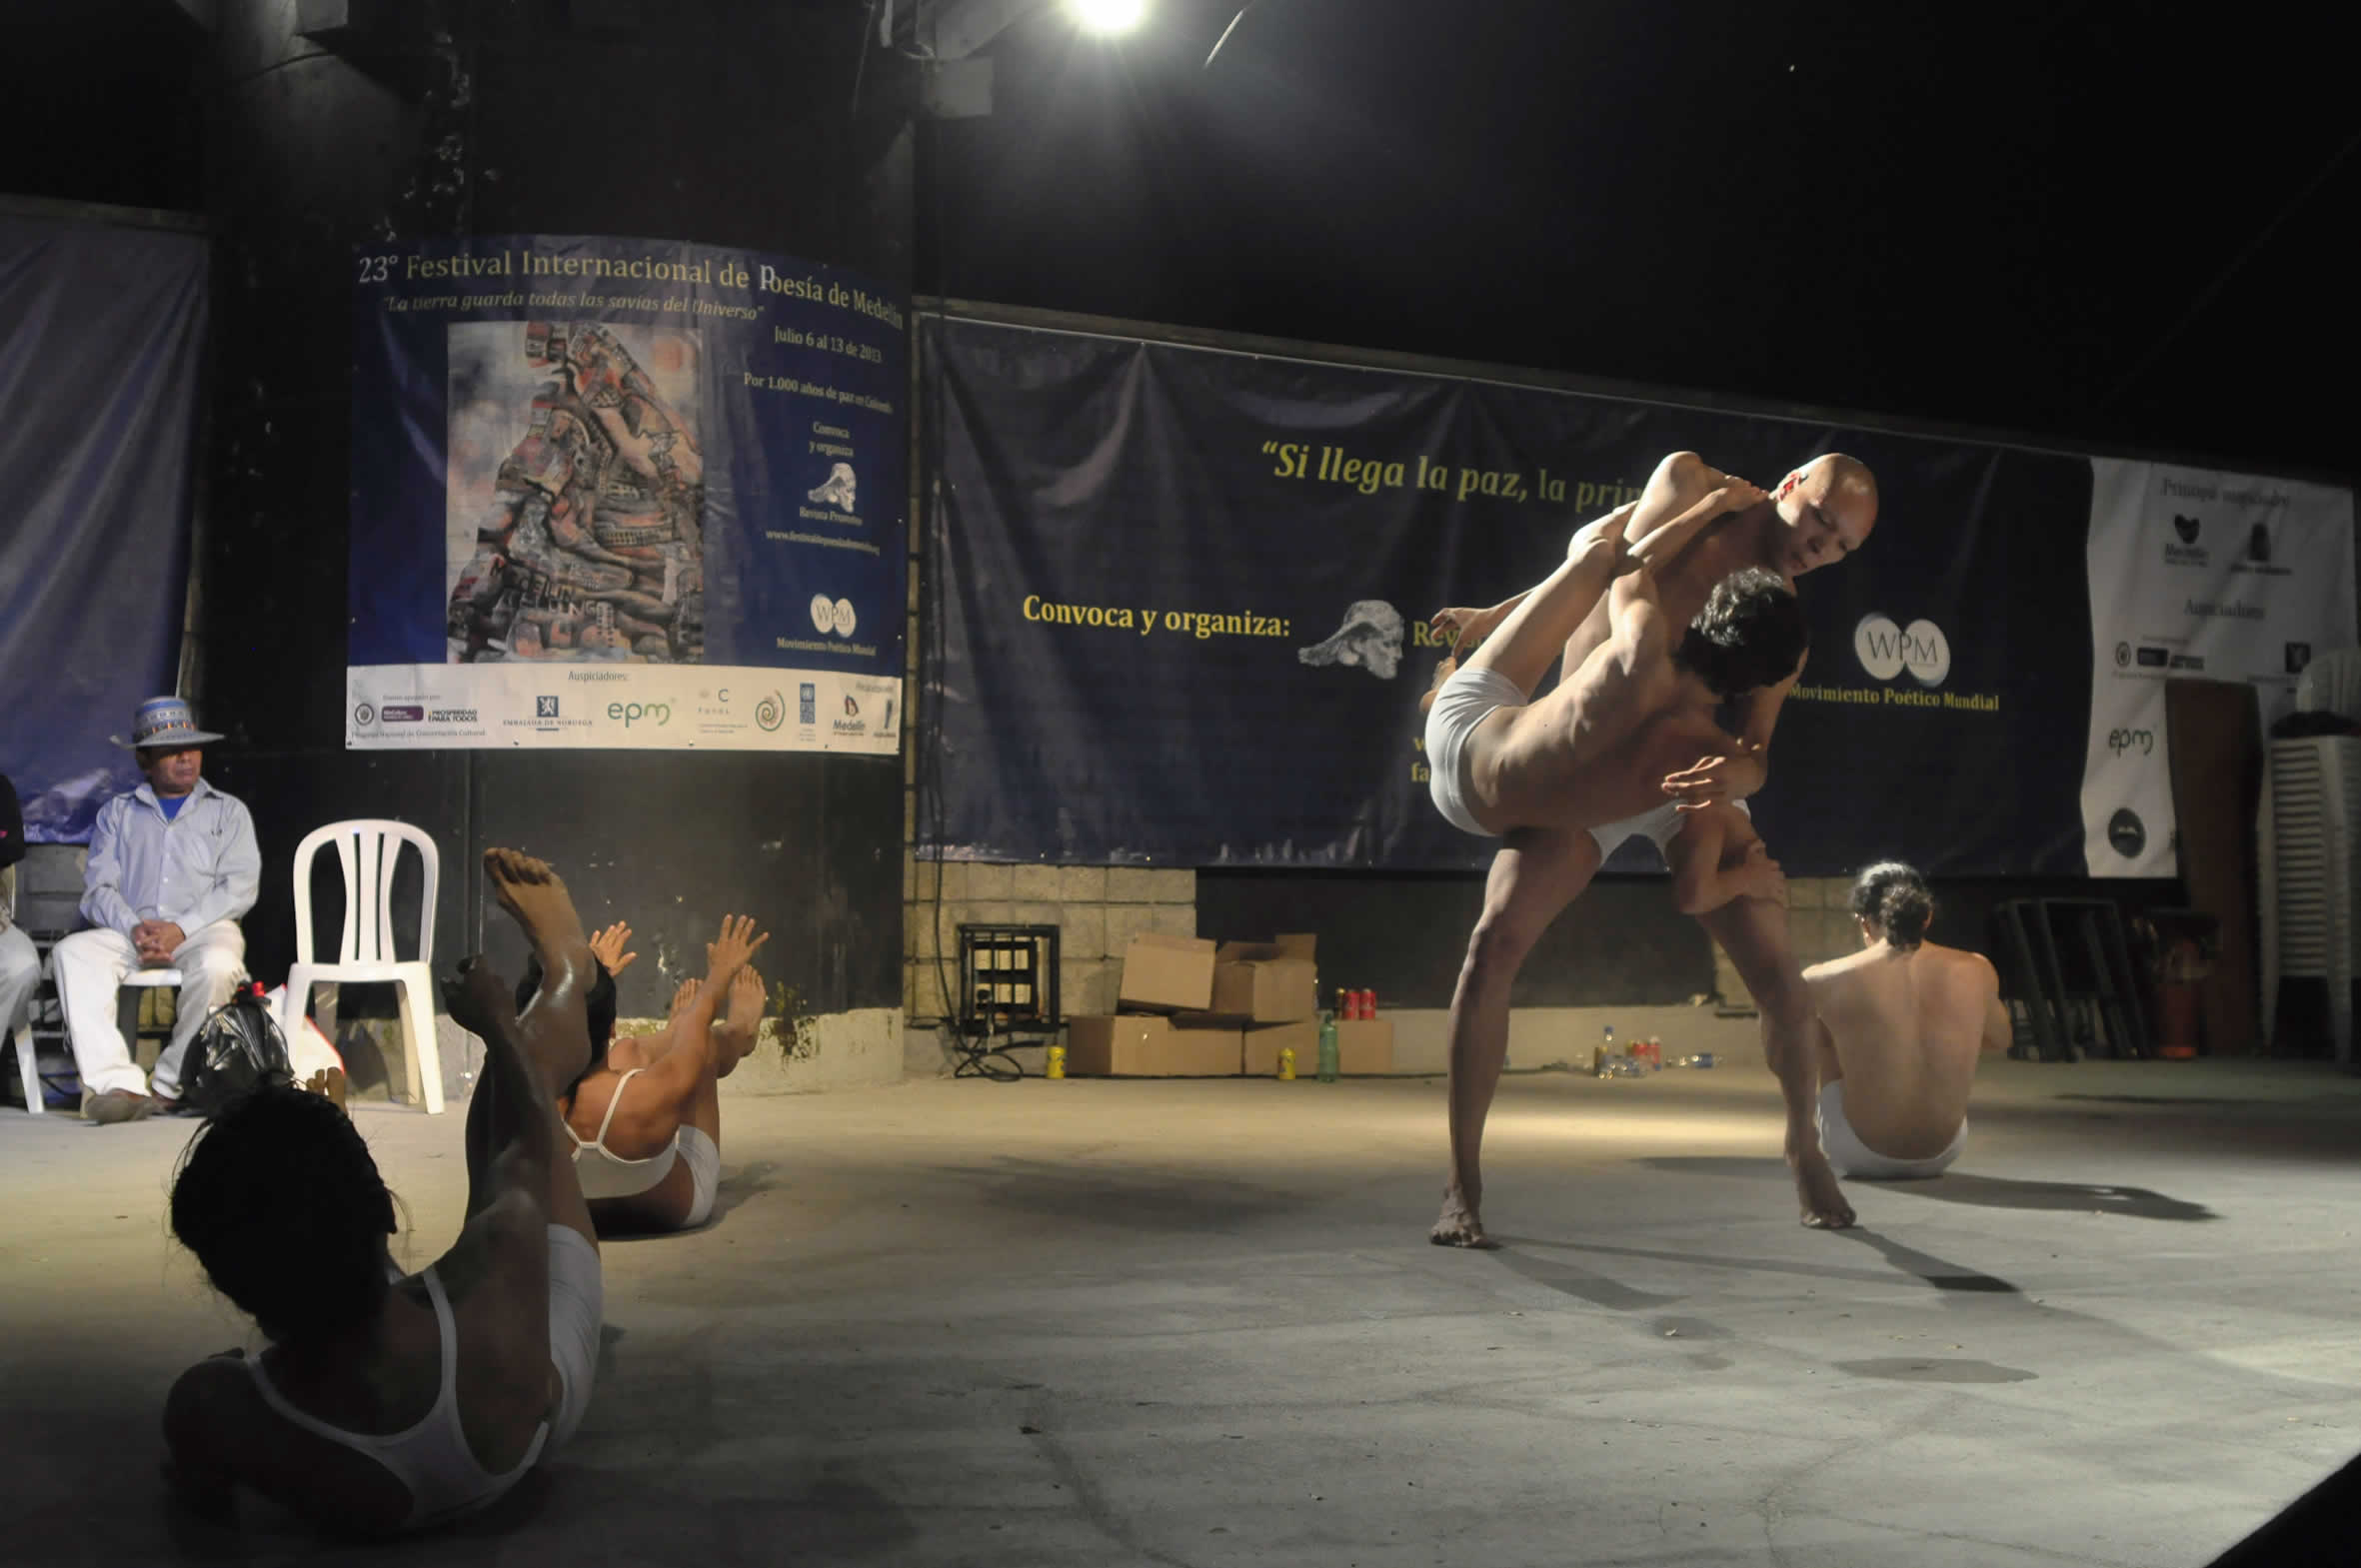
[1068,0,1148,36]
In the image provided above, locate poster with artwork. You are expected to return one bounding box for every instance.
[348,234,906,753]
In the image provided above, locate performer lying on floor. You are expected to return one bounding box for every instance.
[161,848,611,1535]
[1800,860,2009,1179]
[541,915,770,1234]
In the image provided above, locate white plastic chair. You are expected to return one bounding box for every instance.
[280,820,444,1113]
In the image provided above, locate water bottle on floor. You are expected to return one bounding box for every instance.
[1316,1010,1340,1081]
[1593,1023,1615,1076]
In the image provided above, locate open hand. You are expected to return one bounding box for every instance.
[588,920,638,976]
[704,914,771,987]
[1426,605,1500,656]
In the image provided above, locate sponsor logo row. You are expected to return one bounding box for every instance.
[354,683,902,739]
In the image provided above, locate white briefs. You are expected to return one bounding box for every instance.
[1816,1080,1966,1180]
[1423,664,1524,837]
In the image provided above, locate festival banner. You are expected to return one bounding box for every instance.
[348,234,906,753]
[920,316,2099,874]
[2081,461,2357,876]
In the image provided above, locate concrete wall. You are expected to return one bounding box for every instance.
[902,858,1198,1025]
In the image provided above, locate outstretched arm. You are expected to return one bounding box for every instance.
[628,915,771,1117]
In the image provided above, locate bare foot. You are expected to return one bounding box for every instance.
[483,848,592,974]
[1429,1186,1496,1248]
[1793,1155,1856,1229]
[723,964,766,1043]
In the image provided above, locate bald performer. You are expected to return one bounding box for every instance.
[1426,451,1880,1245]
[1803,861,2009,1179]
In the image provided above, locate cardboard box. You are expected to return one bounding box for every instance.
[1066,1014,1241,1076]
[1333,1017,1394,1074]
[1116,932,1216,1012]
[1209,933,1318,1022]
[1240,1018,1317,1077]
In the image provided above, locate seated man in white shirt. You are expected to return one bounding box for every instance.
[52,697,261,1123]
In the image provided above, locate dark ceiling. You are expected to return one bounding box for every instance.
[5,0,2350,475]
[922,0,2356,475]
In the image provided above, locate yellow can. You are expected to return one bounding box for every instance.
[1045,1043,1067,1079]
[1276,1045,1296,1080]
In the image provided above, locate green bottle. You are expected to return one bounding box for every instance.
[1316,1009,1340,1081]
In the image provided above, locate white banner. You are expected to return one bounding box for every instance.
[2082,459,2356,876]
[347,664,901,754]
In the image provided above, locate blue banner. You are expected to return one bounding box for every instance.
[919,316,2097,875]
[348,234,906,753]
[0,215,208,841]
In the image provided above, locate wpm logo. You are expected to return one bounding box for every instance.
[1852,614,1950,687]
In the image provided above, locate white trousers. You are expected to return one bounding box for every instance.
[52,922,247,1098]
[0,923,38,1035]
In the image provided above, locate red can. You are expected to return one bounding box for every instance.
[1359,989,1377,1018]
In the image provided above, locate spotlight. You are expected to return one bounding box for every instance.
[1067,0,1147,36]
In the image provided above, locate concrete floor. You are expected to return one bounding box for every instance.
[5,1054,2358,1566]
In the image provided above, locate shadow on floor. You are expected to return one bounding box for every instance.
[936,1156,1297,1233]
[1639,1156,2216,1221]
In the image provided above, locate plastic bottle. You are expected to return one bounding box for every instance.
[1675,1052,1716,1069]
[1045,1043,1067,1079]
[1593,1023,1615,1076]
[1276,1045,1296,1080]
[1316,1010,1340,1081]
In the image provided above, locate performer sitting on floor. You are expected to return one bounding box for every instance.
[159,849,618,1535]
[542,914,770,1235]
[1800,860,2010,1179]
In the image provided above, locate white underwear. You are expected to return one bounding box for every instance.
[1423,664,1524,837]
[1817,1080,1966,1179]
[676,1124,721,1228]
[1588,796,1747,862]
[544,1225,603,1455]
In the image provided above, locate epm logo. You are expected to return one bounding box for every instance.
[607,701,672,729]
[1853,614,1950,687]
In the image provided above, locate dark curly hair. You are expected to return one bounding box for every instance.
[1673,568,1809,699]
[516,954,616,1096]
[1849,859,1934,951]
[170,1085,397,1344]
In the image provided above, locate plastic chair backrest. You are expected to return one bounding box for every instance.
[291,820,440,968]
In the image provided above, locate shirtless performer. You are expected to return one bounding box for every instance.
[1802,861,2009,1179]
[540,916,770,1234]
[162,849,617,1534]
[1423,482,1809,838]
[1427,450,1879,1244]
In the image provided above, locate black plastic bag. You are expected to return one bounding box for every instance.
[180,983,295,1115]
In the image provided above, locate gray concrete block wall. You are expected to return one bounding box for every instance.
[902,856,1195,1028]
[1708,875,1856,1015]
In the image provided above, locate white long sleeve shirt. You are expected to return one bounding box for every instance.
[80,778,261,937]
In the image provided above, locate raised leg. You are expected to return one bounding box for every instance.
[1432,825,1602,1246]
[1695,893,1855,1229]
